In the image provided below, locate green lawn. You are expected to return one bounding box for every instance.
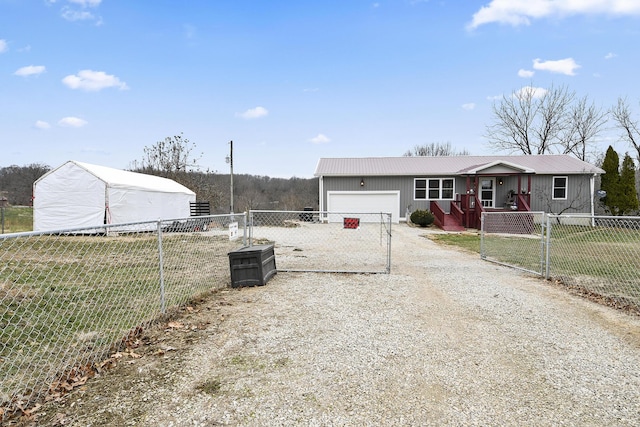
[428,226,640,309]
[0,231,238,409]
[1,206,33,234]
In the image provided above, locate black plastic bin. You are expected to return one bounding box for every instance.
[228,244,277,287]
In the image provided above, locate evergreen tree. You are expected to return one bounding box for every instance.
[600,146,621,215]
[618,154,639,215]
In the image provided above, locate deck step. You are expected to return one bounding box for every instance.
[438,213,465,231]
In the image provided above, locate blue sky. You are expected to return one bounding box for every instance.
[2,0,640,178]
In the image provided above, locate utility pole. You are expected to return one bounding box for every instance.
[226,140,234,213]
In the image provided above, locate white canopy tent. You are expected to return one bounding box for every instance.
[33,160,196,231]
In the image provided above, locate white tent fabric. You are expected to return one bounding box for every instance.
[33,160,196,231]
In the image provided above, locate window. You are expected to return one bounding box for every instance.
[415,179,426,199]
[553,176,567,200]
[414,178,455,200]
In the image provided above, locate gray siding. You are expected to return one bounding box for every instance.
[528,174,593,213]
[322,173,594,221]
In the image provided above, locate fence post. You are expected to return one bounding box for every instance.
[386,213,392,274]
[157,220,166,314]
[248,210,254,246]
[545,214,552,280]
[480,212,486,259]
[243,211,248,246]
[539,215,546,276]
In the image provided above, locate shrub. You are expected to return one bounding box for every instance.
[410,209,435,227]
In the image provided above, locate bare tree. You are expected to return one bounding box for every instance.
[133,133,202,178]
[610,97,640,164]
[562,96,608,161]
[403,142,469,157]
[486,84,604,159]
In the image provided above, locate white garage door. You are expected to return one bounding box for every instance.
[327,191,400,223]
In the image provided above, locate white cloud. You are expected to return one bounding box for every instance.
[514,86,548,100]
[35,120,51,130]
[236,106,269,119]
[467,0,640,30]
[62,70,129,91]
[309,134,331,144]
[533,58,580,76]
[58,116,88,127]
[487,94,502,101]
[605,52,617,59]
[518,69,535,78]
[0,39,7,53]
[462,103,476,111]
[60,0,102,23]
[61,8,95,21]
[14,65,46,77]
[67,0,102,6]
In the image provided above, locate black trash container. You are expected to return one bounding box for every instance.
[228,244,277,287]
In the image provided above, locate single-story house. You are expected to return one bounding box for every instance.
[33,160,196,231]
[314,155,604,230]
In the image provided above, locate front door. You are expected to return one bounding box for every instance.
[480,178,495,208]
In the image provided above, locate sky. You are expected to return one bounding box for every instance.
[2,0,640,178]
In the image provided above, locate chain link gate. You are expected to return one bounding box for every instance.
[248,210,392,274]
[480,211,547,275]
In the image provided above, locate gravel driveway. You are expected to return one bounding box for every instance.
[31,224,640,426]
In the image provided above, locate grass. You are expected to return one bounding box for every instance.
[0,231,240,408]
[428,225,640,307]
[1,206,33,234]
[426,233,481,254]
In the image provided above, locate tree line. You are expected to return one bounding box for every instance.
[0,163,318,213]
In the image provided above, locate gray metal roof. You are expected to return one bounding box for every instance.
[314,155,604,177]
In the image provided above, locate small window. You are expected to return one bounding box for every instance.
[442,179,454,199]
[428,179,440,199]
[414,179,427,199]
[553,176,567,200]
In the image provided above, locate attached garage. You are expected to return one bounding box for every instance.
[326,191,400,223]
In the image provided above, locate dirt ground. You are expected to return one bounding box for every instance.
[7,225,640,426]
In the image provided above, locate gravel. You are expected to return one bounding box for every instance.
[30,224,640,426]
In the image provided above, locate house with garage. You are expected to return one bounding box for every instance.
[314,155,604,230]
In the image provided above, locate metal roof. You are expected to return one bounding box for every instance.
[314,155,604,177]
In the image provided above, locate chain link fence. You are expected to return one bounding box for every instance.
[545,214,640,311]
[0,214,246,419]
[481,212,640,312]
[1,210,391,418]
[480,211,546,275]
[249,210,392,274]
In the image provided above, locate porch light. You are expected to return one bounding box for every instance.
[498,178,503,185]
[360,179,365,187]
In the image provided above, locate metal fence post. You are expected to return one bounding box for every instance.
[545,214,552,280]
[539,216,546,276]
[480,212,486,259]
[248,210,253,246]
[386,213,392,274]
[242,211,248,246]
[157,220,166,314]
